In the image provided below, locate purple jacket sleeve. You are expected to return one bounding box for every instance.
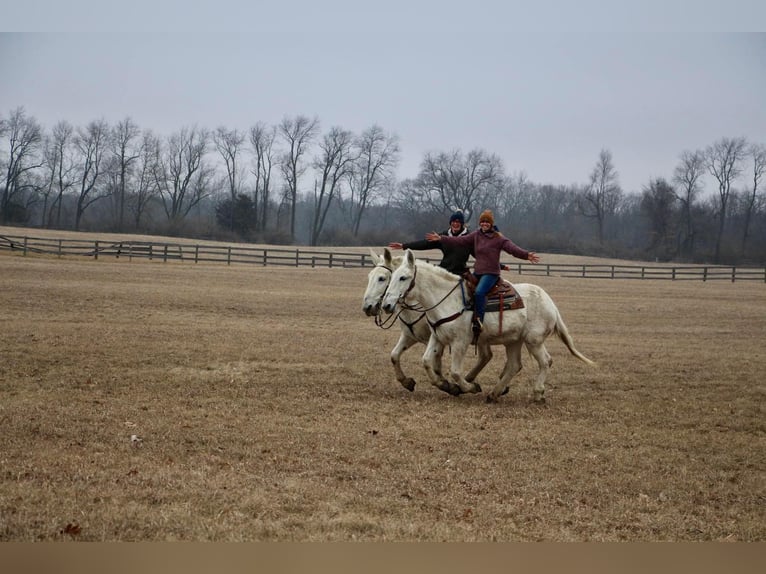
[502,237,529,260]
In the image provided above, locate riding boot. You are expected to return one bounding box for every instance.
[471,317,483,345]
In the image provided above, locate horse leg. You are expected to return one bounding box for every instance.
[391,331,418,392]
[487,340,523,403]
[422,336,462,396]
[525,342,552,403]
[447,340,482,394]
[465,342,492,383]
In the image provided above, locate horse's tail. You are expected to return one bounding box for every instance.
[554,309,596,366]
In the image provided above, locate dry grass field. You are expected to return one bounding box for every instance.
[1,231,764,541]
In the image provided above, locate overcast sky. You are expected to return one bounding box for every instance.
[2,2,765,195]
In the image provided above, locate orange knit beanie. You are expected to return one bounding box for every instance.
[479,210,495,225]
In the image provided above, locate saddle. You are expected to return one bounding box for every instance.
[461,272,525,312]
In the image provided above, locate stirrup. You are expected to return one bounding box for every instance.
[471,319,482,345]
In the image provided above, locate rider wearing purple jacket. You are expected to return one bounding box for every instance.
[429,209,540,339]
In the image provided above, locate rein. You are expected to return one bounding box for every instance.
[399,265,469,330]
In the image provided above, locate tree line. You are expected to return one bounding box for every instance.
[2,106,764,264]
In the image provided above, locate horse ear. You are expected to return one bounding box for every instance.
[369,249,381,265]
[405,249,415,266]
[383,247,393,266]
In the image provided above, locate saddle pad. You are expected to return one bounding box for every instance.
[486,290,525,312]
[461,272,525,311]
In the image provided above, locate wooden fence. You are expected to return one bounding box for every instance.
[1,234,765,282]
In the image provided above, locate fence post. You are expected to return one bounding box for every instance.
[732,266,736,283]
[262,250,267,266]
[611,265,615,279]
[329,253,334,268]
[672,267,676,280]
[58,238,62,258]
[703,267,707,282]
[95,241,99,260]
[227,246,232,265]
[23,237,28,256]
[164,245,169,262]
[195,245,199,263]
[295,249,300,267]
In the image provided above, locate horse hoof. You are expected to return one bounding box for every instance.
[448,384,463,396]
[470,383,482,394]
[436,380,461,396]
[400,378,416,392]
[486,394,498,404]
[501,386,510,396]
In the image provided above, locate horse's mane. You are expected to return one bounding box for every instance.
[413,258,460,281]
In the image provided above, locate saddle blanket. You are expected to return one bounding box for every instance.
[462,272,525,311]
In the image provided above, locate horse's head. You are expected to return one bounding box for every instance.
[382,249,417,314]
[362,248,400,316]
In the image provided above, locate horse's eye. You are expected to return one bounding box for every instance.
[378,276,384,282]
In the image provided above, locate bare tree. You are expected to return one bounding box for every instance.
[213,126,246,231]
[130,131,161,229]
[310,126,355,245]
[72,119,110,230]
[580,149,623,244]
[37,134,58,227]
[1,107,43,224]
[416,148,504,222]
[153,126,213,225]
[740,142,766,256]
[249,122,277,231]
[494,171,532,225]
[45,121,76,228]
[705,136,748,262]
[347,125,399,236]
[672,149,705,259]
[110,117,141,231]
[641,177,678,260]
[278,115,319,240]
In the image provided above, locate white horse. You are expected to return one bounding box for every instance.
[362,249,492,396]
[381,249,596,403]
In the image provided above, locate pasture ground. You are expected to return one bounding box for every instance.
[1,245,764,541]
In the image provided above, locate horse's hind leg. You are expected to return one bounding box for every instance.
[487,341,523,403]
[391,332,419,392]
[465,343,492,383]
[525,342,552,403]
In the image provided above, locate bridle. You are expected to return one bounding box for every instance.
[370,262,426,332]
[396,263,469,330]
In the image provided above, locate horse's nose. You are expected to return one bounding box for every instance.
[381,301,396,314]
[363,301,379,316]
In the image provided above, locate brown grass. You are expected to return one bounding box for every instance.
[1,236,764,541]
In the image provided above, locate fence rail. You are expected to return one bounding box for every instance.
[1,234,764,282]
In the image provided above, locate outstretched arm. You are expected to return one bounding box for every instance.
[390,238,440,251]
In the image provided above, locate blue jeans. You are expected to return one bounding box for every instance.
[473,274,499,323]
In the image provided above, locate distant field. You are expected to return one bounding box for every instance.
[1,228,764,540]
[0,225,669,266]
